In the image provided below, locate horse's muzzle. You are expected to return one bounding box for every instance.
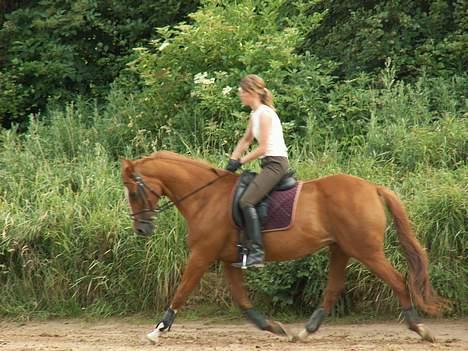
[135,220,155,237]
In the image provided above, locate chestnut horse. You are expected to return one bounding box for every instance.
[121,151,445,343]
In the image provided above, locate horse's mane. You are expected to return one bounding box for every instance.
[139,151,223,174]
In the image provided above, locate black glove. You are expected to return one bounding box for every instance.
[225,158,241,172]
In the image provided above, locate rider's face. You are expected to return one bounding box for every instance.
[238,87,258,108]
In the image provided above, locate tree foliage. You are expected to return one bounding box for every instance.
[1,0,466,128]
[301,0,467,78]
[112,0,332,152]
[0,0,199,127]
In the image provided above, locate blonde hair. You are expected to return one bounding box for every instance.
[240,74,274,109]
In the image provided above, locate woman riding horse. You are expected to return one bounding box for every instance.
[226,74,289,268]
[121,78,446,345]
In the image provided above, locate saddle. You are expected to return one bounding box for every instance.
[231,170,297,228]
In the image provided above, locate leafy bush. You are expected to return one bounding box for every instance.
[0,0,199,127]
[302,0,467,79]
[366,72,467,171]
[116,0,330,153]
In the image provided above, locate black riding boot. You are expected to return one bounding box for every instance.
[232,206,265,269]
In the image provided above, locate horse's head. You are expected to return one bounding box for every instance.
[121,159,164,237]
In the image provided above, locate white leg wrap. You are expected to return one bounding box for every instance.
[145,322,165,344]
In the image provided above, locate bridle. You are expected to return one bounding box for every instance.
[125,174,166,219]
[125,171,229,224]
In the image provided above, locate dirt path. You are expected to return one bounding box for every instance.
[0,318,466,351]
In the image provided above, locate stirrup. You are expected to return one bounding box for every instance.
[232,253,264,269]
[233,245,248,269]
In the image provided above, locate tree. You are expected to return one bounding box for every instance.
[0,0,199,128]
[302,0,467,79]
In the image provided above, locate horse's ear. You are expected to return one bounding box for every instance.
[121,159,134,178]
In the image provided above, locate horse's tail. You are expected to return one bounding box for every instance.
[377,186,447,316]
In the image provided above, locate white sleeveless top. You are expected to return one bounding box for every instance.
[250,104,288,158]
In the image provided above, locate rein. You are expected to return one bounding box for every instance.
[127,170,229,218]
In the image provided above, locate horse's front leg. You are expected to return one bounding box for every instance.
[146,250,212,343]
[223,263,294,340]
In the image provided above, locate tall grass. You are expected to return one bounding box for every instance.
[0,121,187,317]
[0,75,466,318]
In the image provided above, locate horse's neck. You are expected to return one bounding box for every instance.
[143,159,219,216]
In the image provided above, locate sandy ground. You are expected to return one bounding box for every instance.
[0,318,466,351]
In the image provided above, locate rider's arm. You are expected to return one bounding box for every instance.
[230,118,254,160]
[240,111,271,164]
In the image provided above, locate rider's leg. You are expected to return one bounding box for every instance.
[232,204,264,268]
[233,156,288,268]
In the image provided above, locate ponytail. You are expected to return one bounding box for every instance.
[261,87,274,110]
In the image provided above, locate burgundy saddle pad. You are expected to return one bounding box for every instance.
[262,183,301,231]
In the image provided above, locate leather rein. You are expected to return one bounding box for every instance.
[125,170,229,220]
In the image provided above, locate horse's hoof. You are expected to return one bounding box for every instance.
[415,324,436,343]
[145,329,160,344]
[296,329,310,343]
[277,321,297,342]
[145,322,166,344]
[268,321,295,341]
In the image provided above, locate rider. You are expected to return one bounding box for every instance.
[225,74,289,268]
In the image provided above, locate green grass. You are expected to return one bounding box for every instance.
[0,76,466,319]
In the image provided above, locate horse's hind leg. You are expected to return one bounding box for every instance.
[223,263,294,340]
[297,244,349,342]
[358,252,436,342]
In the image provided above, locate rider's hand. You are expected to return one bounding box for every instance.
[225,158,241,173]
